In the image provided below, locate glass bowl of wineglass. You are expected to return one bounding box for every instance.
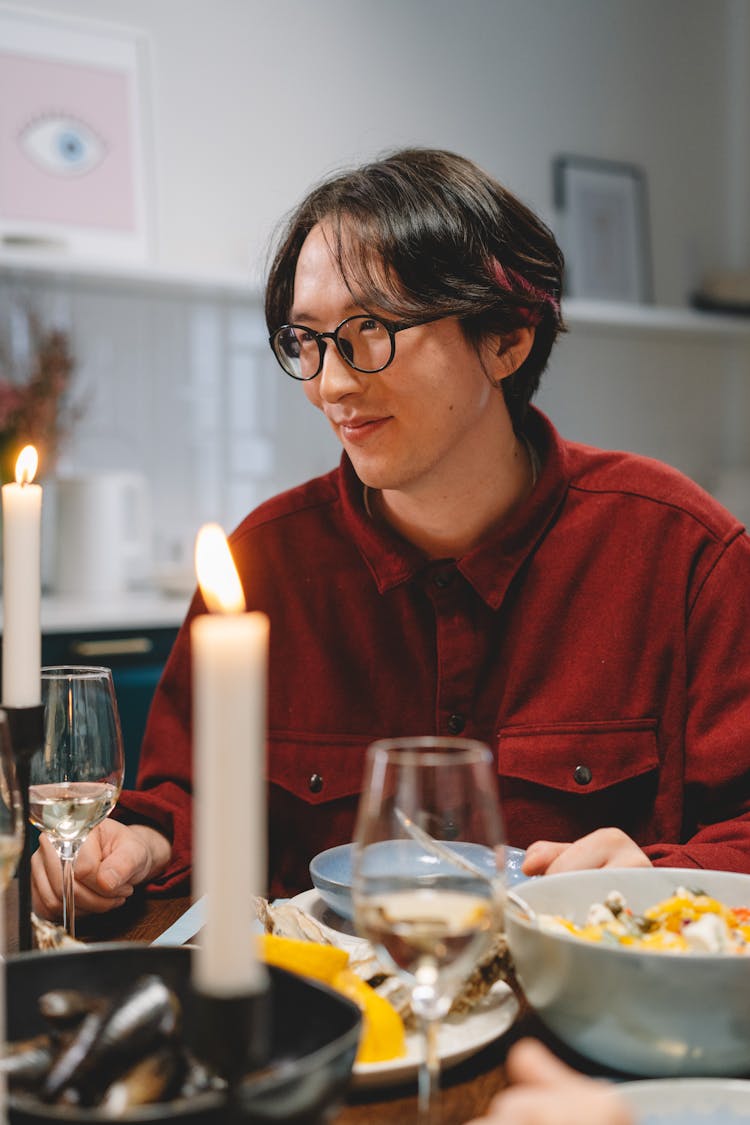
[30,666,125,937]
[352,736,505,1121]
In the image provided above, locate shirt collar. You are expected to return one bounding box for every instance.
[338,406,570,605]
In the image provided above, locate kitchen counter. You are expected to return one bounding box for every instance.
[1,588,193,634]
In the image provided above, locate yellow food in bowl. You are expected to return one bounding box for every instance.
[540,887,750,954]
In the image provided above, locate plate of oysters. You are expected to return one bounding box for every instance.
[253,845,528,1088]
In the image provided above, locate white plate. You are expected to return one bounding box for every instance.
[619,1078,750,1123]
[290,889,519,1089]
[352,982,517,1089]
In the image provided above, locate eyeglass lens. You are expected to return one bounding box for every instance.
[274,316,393,379]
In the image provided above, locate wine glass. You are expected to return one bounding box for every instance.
[29,666,125,936]
[352,736,505,1122]
[0,710,23,1118]
[0,710,24,942]
[0,711,23,896]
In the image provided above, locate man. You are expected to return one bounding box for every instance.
[32,147,750,916]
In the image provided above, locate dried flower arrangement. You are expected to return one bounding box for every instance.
[0,312,77,482]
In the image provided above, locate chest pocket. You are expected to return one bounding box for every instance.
[497,718,660,845]
[267,733,369,806]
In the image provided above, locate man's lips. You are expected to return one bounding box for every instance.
[333,416,390,443]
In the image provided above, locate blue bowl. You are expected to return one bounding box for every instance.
[310,842,527,921]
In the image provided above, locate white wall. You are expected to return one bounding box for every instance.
[4,0,750,581]
[34,0,737,303]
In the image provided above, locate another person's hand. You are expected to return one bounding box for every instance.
[466,1039,634,1125]
[31,820,171,920]
[522,827,652,877]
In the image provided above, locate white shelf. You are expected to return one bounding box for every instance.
[33,589,190,634]
[3,253,750,337]
[0,249,260,299]
[563,298,750,338]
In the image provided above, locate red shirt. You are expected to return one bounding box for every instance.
[119,408,750,897]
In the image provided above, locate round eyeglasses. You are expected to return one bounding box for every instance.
[269,314,440,381]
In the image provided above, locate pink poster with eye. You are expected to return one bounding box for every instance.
[0,10,151,262]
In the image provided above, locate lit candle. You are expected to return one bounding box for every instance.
[1,446,42,707]
[191,523,269,996]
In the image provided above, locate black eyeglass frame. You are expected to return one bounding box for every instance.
[268,313,445,381]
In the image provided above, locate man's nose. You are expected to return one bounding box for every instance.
[317,340,365,400]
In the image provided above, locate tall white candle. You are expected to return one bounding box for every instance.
[191,523,269,996]
[1,446,42,707]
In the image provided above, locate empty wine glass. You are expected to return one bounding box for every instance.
[352,736,505,1123]
[29,666,125,936]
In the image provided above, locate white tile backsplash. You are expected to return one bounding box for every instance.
[0,273,331,593]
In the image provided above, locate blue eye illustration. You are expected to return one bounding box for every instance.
[19,114,106,176]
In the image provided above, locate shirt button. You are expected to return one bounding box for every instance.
[308,773,323,794]
[433,569,454,589]
[573,764,592,786]
[447,713,466,734]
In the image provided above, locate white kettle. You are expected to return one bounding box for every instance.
[54,473,151,599]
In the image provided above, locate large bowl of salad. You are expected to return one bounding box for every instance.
[505,866,750,1078]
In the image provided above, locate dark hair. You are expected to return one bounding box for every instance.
[265,148,566,428]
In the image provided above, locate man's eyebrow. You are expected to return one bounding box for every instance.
[288,302,364,324]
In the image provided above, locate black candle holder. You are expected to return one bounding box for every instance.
[187,983,271,1121]
[3,704,44,952]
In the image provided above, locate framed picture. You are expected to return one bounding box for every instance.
[553,155,652,304]
[0,5,153,263]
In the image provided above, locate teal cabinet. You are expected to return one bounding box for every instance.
[41,627,178,788]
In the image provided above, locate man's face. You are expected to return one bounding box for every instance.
[290,222,512,500]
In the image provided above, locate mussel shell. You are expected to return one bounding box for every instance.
[38,990,100,1028]
[98,1044,184,1114]
[0,1035,57,1087]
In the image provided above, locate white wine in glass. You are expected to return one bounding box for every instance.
[30,666,125,936]
[352,736,505,1123]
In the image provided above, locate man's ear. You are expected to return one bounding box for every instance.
[482,326,535,383]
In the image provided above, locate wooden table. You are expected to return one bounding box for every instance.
[70,891,527,1124]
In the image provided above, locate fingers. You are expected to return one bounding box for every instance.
[545,828,652,873]
[479,1085,633,1125]
[31,837,62,921]
[522,841,569,875]
[523,829,652,875]
[505,1039,583,1089]
[31,829,128,920]
[467,1042,635,1125]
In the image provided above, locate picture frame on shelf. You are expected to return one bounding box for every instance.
[0,4,154,264]
[553,155,652,304]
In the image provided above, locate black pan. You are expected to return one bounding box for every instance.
[6,943,361,1124]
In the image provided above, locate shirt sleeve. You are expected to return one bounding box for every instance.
[115,602,197,894]
[644,530,750,870]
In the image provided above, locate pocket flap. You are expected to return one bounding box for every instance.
[268,733,368,805]
[498,719,659,794]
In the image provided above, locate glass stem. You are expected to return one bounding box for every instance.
[417,1016,441,1122]
[58,840,79,937]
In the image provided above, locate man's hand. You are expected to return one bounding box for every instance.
[522,827,652,877]
[32,820,171,920]
[466,1039,634,1125]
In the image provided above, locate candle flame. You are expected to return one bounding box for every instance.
[15,445,38,486]
[195,523,246,614]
